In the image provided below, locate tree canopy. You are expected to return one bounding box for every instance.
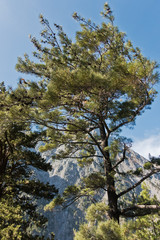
[13,2,160,225]
[0,83,58,239]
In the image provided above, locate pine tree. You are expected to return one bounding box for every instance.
[0,83,58,239]
[15,3,160,223]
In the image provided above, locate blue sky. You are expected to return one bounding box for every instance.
[1,0,160,158]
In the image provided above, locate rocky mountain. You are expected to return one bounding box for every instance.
[34,149,160,240]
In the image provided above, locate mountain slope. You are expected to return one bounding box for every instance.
[36,149,160,240]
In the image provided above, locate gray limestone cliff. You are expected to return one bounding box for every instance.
[34,149,160,240]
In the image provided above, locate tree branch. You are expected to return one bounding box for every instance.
[111,98,150,133]
[87,131,106,159]
[55,155,103,160]
[117,168,160,198]
[5,131,13,154]
[112,145,127,170]
[120,204,160,217]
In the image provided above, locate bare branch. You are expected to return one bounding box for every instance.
[117,168,160,198]
[111,98,150,133]
[56,155,103,160]
[62,194,96,209]
[112,145,127,170]
[87,131,106,159]
[120,204,160,217]
[5,131,13,154]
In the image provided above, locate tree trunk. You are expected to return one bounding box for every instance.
[99,122,120,222]
[104,157,119,222]
[0,140,8,199]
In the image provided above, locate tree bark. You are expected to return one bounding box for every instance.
[120,204,160,218]
[100,122,119,222]
[104,156,119,222]
[0,140,8,199]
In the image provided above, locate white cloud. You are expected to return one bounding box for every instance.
[132,133,160,159]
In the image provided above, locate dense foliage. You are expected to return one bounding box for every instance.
[74,184,160,240]
[0,83,57,239]
[14,3,160,223]
[1,2,160,239]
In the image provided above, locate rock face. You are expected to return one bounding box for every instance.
[35,149,160,240]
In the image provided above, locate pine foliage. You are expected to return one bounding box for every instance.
[13,2,160,223]
[0,84,58,239]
